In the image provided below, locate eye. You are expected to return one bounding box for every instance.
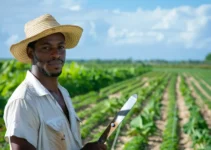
[59,45,65,50]
[40,46,50,52]
[42,46,49,50]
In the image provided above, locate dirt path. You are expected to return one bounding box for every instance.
[108,77,148,100]
[188,76,211,100]
[176,76,193,150]
[83,77,150,148]
[109,92,122,99]
[185,76,211,129]
[200,78,211,91]
[146,88,169,150]
[143,77,149,87]
[114,78,150,150]
[82,117,113,145]
[114,124,133,150]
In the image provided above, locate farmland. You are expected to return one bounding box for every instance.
[0,60,211,150]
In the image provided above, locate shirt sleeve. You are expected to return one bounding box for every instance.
[4,98,39,148]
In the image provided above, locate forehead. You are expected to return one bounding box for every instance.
[36,33,65,44]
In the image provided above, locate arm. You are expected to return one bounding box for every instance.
[10,136,36,150]
[4,99,39,149]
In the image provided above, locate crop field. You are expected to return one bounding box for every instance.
[0,60,211,150]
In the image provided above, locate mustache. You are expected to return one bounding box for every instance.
[47,59,64,64]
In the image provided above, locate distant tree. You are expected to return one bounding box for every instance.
[205,53,211,61]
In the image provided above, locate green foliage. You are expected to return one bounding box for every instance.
[123,136,147,150]
[121,74,169,150]
[205,53,211,61]
[159,75,179,150]
[180,76,211,149]
[80,98,125,139]
[1,60,211,150]
[0,60,150,100]
[59,62,150,96]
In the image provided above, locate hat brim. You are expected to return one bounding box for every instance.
[10,25,83,63]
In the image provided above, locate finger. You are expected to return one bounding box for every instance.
[99,144,107,150]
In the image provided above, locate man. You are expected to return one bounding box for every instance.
[4,14,107,150]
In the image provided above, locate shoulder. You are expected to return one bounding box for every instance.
[7,79,38,105]
[4,80,39,117]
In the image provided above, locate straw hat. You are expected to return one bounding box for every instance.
[10,14,83,63]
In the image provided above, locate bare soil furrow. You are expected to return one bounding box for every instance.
[108,78,148,100]
[185,76,211,129]
[114,116,136,150]
[189,76,211,100]
[200,78,211,91]
[176,76,193,150]
[115,80,150,150]
[83,78,150,149]
[82,117,113,145]
[145,88,169,150]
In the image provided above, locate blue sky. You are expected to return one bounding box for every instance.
[1,0,211,61]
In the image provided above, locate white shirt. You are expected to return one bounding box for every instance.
[4,71,83,150]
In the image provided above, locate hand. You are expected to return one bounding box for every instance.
[81,141,107,150]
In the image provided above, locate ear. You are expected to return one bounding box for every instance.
[27,47,33,59]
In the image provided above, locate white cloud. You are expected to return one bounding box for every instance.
[58,4,211,48]
[40,0,55,5]
[113,9,120,14]
[108,27,164,45]
[152,9,178,30]
[38,0,82,11]
[5,35,19,47]
[103,4,211,48]
[89,21,97,39]
[69,5,81,11]
[1,1,211,50]
[60,0,82,11]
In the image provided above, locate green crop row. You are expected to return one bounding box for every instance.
[123,74,170,150]
[191,82,211,109]
[190,75,211,98]
[73,71,165,114]
[59,62,151,97]
[76,77,143,119]
[160,75,179,150]
[180,76,211,149]
[0,60,151,100]
[99,75,141,95]
[74,75,145,111]
[80,97,127,139]
[72,91,98,103]
[198,72,211,86]
[76,72,165,122]
[87,74,167,147]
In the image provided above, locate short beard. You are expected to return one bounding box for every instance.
[39,66,62,77]
[33,52,63,77]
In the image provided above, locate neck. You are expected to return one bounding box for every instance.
[30,66,59,93]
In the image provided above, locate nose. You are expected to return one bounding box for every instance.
[50,48,62,58]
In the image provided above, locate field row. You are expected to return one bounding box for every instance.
[0,64,211,149]
[72,71,211,149]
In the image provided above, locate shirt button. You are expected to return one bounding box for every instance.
[61,134,65,140]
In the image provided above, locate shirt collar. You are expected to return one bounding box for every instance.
[25,70,51,96]
[58,84,70,100]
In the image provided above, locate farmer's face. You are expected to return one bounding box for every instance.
[30,33,66,77]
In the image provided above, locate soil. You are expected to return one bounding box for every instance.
[176,76,193,150]
[200,79,211,91]
[145,87,169,150]
[185,75,211,129]
[189,76,211,100]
